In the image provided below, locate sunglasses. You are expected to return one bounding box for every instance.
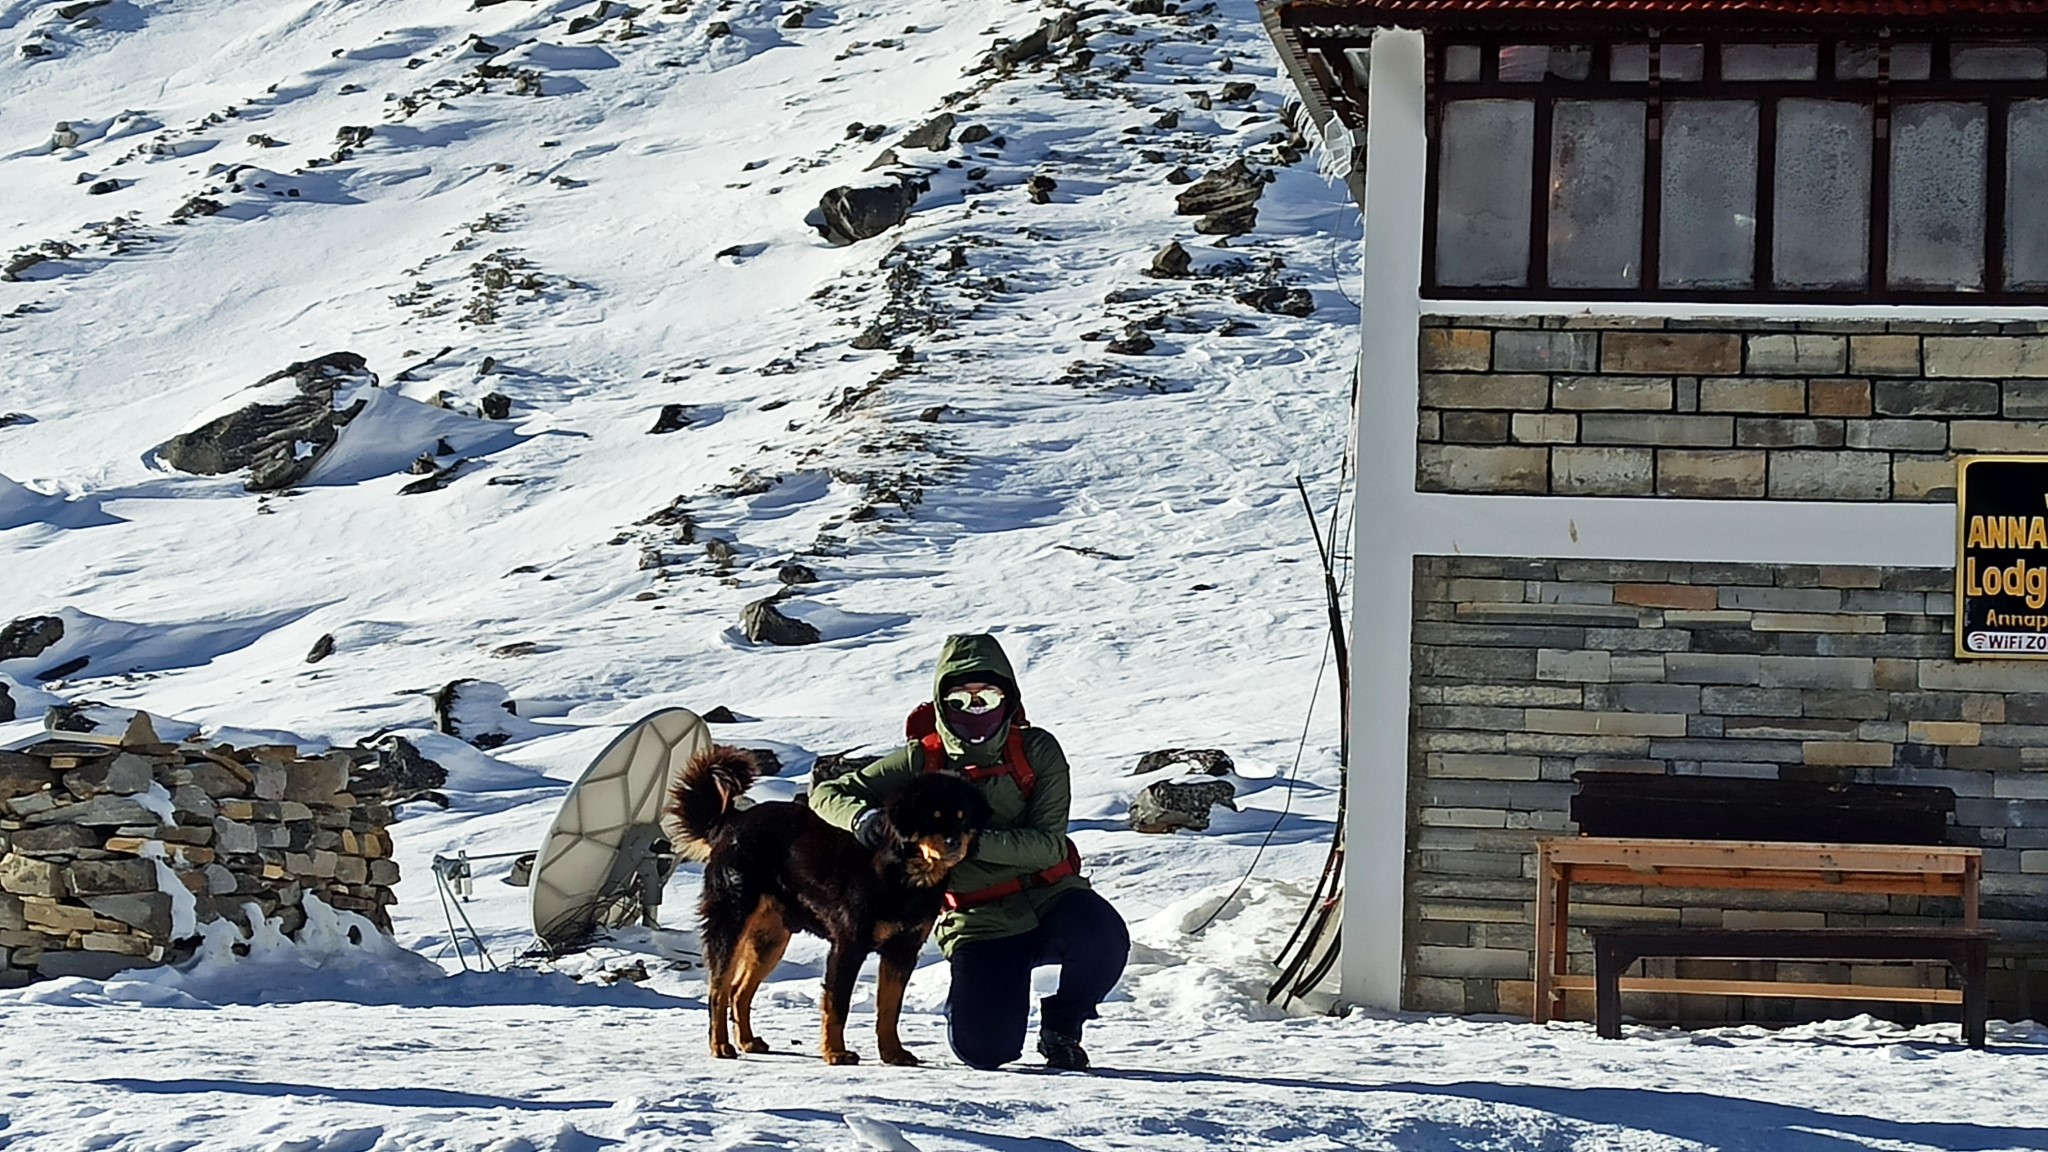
[943,686,1006,715]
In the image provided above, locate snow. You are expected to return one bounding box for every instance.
[0,0,2041,1148]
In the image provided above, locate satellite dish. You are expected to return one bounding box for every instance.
[529,707,710,954]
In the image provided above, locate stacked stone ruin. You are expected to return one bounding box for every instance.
[0,713,403,987]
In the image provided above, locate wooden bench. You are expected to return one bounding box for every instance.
[1589,926,1993,1048]
[1535,837,1986,1032]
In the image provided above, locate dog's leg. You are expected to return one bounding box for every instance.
[703,930,739,1060]
[819,944,863,1065]
[874,928,929,1067]
[732,903,791,1055]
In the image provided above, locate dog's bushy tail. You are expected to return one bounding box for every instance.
[662,745,762,862]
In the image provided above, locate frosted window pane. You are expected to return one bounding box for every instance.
[1437,100,1534,287]
[1549,101,1644,288]
[1500,45,1589,82]
[1774,101,1871,289]
[1837,43,1931,80]
[1954,44,2048,79]
[1661,102,1758,289]
[1661,45,1705,81]
[1444,44,1481,82]
[1612,44,1648,82]
[2008,102,2048,290]
[1890,102,1987,292]
[1724,43,1817,81]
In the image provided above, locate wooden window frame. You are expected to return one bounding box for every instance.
[1422,33,2048,305]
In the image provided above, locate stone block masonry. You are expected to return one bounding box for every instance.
[1408,556,2048,1021]
[0,715,404,987]
[1418,316,2048,501]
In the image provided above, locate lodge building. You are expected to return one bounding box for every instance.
[1263,0,2048,1026]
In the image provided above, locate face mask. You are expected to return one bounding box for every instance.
[943,685,1009,744]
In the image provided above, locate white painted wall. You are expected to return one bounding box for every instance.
[1340,29,1967,1012]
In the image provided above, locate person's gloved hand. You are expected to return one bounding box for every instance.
[852,808,888,848]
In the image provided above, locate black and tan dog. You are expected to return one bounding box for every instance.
[666,745,989,1065]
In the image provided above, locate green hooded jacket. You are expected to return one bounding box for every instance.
[809,633,1088,956]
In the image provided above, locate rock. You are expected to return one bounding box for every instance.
[1221,81,1256,102]
[851,324,891,350]
[36,951,136,981]
[0,616,63,662]
[0,854,63,896]
[479,392,512,420]
[1133,748,1236,776]
[817,177,921,244]
[0,683,14,723]
[0,412,31,428]
[900,113,955,151]
[49,122,81,149]
[918,405,949,422]
[353,736,448,805]
[87,179,120,195]
[171,196,225,220]
[1149,241,1191,278]
[1236,287,1316,317]
[82,893,172,938]
[155,352,376,492]
[27,793,159,827]
[864,148,901,172]
[706,19,731,38]
[810,750,880,785]
[1154,110,1180,130]
[739,598,821,646]
[1129,0,1165,12]
[1106,325,1155,356]
[335,125,374,149]
[7,824,97,853]
[306,634,335,664]
[959,124,992,144]
[1027,174,1057,204]
[64,858,158,896]
[61,752,154,797]
[0,754,50,801]
[283,752,349,804]
[701,706,742,724]
[649,404,690,434]
[1175,159,1264,236]
[782,8,805,26]
[1128,779,1238,833]
[433,680,520,749]
[1164,165,1193,185]
[777,562,818,585]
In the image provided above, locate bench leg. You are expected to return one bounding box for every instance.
[1595,939,1623,1040]
[1961,940,1988,1050]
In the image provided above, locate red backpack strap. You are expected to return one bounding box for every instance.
[920,733,945,774]
[1002,727,1035,798]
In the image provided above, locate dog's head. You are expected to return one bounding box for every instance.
[883,771,992,887]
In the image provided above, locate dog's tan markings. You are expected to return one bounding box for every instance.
[820,991,859,1065]
[730,899,790,1055]
[875,949,924,1067]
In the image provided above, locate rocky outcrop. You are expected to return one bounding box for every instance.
[1174,159,1265,237]
[1236,287,1316,317]
[817,178,922,245]
[0,616,63,663]
[155,352,375,492]
[1128,778,1238,833]
[0,713,405,988]
[1132,748,1235,776]
[740,598,820,646]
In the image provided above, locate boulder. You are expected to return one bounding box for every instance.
[0,615,63,662]
[1149,241,1191,278]
[1106,325,1155,356]
[777,562,819,585]
[1027,174,1057,204]
[0,681,12,723]
[817,178,921,244]
[740,598,821,646]
[306,633,335,663]
[900,113,956,151]
[1174,159,1264,236]
[649,403,690,434]
[155,352,376,492]
[1132,748,1235,776]
[1128,779,1238,833]
[1237,287,1316,317]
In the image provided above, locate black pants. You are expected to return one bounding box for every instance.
[945,888,1129,1069]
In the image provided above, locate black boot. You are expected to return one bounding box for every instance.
[1037,1026,1090,1071]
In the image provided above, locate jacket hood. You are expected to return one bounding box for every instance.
[931,633,1019,762]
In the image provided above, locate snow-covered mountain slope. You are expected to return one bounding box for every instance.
[3,2,2044,1150]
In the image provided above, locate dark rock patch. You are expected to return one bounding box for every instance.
[649,403,691,434]
[1236,286,1316,317]
[433,679,520,750]
[701,706,742,723]
[1026,174,1057,204]
[810,750,880,785]
[900,113,955,151]
[1106,325,1155,356]
[1129,778,1238,833]
[0,682,13,723]
[479,392,512,420]
[740,598,820,646]
[959,124,992,144]
[777,562,819,585]
[0,616,64,662]
[1148,241,1191,278]
[817,177,921,245]
[306,634,335,664]
[1133,748,1236,776]
[155,352,374,492]
[34,656,88,682]
[1175,159,1264,236]
[354,735,448,806]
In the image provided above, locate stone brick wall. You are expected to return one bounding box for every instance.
[0,714,405,986]
[1417,316,2048,501]
[1408,555,2048,1022]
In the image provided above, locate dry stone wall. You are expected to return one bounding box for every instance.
[1408,555,2048,1022]
[1417,315,2048,501]
[0,714,401,986]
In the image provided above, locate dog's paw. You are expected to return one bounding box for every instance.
[879,1047,921,1067]
[741,1037,771,1054]
[712,1041,740,1060]
[822,1049,862,1066]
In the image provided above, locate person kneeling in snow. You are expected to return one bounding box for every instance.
[810,633,1129,1071]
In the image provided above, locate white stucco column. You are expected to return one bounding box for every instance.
[1343,26,1428,1012]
